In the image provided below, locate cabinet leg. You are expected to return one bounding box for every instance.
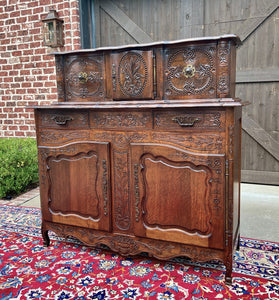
[225,259,233,285]
[236,235,240,251]
[41,224,50,247]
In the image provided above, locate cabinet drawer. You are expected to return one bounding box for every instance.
[38,110,89,129]
[154,109,225,130]
[90,110,153,129]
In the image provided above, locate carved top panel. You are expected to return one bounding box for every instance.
[54,35,239,103]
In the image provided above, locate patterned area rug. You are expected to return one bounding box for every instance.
[0,205,278,299]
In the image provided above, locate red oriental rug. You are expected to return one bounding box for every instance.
[0,205,278,299]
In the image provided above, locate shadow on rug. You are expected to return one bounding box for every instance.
[0,205,278,299]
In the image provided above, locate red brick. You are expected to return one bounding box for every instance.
[19,125,29,130]
[16,16,27,23]
[10,11,20,18]
[21,9,33,16]
[4,131,14,137]
[12,51,22,57]
[11,83,20,88]
[23,50,34,56]
[33,82,43,87]
[43,67,55,74]
[20,70,30,76]
[45,81,56,87]
[35,48,46,55]
[32,7,44,14]
[2,65,13,71]
[22,82,32,88]
[15,77,25,82]
[15,131,25,137]
[16,89,26,94]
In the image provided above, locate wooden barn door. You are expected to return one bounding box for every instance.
[88,0,279,185]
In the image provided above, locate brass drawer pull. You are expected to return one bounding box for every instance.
[78,72,88,84]
[51,115,74,125]
[172,116,200,127]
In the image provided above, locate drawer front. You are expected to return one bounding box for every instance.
[154,109,225,131]
[39,110,89,129]
[90,110,153,130]
[111,50,154,100]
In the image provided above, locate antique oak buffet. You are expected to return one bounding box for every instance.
[33,35,242,284]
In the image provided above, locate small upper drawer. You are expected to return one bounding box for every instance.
[154,109,225,131]
[38,110,89,129]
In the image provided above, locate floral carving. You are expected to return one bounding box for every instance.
[113,150,131,230]
[118,52,147,97]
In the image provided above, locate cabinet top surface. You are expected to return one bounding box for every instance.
[52,34,241,55]
[31,99,243,110]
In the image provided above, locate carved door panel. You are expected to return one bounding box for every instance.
[131,143,225,250]
[62,54,105,102]
[163,43,218,99]
[38,141,111,231]
[111,50,154,100]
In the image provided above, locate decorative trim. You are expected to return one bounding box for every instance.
[102,159,108,216]
[134,164,140,222]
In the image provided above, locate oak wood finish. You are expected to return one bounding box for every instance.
[34,35,242,285]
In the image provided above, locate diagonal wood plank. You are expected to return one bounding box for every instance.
[242,113,279,161]
[236,1,279,44]
[100,0,153,44]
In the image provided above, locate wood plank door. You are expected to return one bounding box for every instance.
[88,0,279,185]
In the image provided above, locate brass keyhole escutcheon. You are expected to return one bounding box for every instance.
[183,65,196,78]
[78,72,88,84]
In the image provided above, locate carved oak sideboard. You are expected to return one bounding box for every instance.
[33,35,242,284]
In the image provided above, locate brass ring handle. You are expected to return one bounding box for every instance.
[78,72,88,84]
[172,116,200,127]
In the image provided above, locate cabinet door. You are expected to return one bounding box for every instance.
[131,143,225,250]
[111,50,154,100]
[38,141,111,232]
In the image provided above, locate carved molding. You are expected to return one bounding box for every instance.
[91,112,151,129]
[40,131,90,144]
[152,133,224,152]
[102,159,108,216]
[134,164,140,222]
[43,221,224,262]
[113,150,131,230]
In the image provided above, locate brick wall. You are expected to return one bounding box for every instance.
[0,0,81,138]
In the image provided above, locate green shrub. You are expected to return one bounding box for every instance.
[0,138,39,199]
